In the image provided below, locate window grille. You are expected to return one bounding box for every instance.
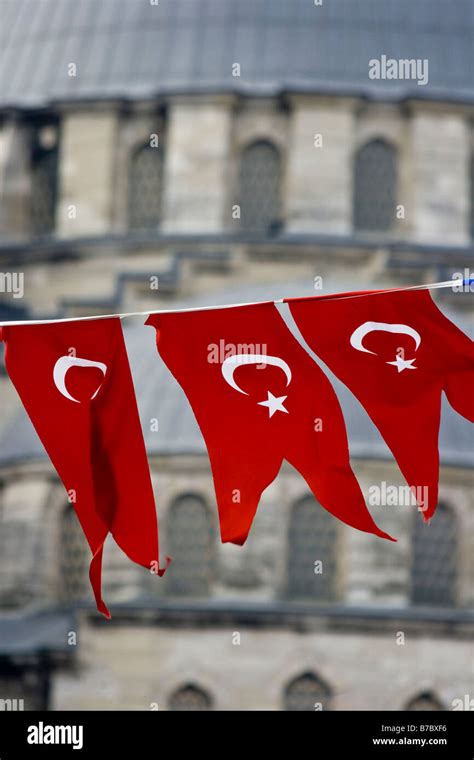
[353,138,397,232]
[59,505,89,603]
[283,672,331,711]
[238,140,282,234]
[406,691,444,711]
[410,503,458,607]
[286,496,338,601]
[165,495,214,597]
[30,123,59,236]
[128,143,163,231]
[169,684,212,711]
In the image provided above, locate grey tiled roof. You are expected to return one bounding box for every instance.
[0,608,76,655]
[0,280,472,467]
[0,0,473,109]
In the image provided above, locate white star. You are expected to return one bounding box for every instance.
[386,356,417,373]
[258,391,289,418]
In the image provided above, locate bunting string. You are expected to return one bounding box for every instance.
[0,278,471,328]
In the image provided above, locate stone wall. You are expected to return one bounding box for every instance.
[52,620,473,711]
[0,457,471,611]
[0,95,472,246]
[410,104,471,246]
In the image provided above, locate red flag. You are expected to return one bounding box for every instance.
[146,303,393,545]
[1,318,167,617]
[288,288,474,520]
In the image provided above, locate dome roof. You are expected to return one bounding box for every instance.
[0,0,473,109]
[0,280,472,468]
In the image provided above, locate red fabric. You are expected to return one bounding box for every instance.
[1,318,167,617]
[288,289,474,520]
[146,303,393,545]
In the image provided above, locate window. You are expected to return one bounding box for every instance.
[286,496,338,601]
[406,691,444,711]
[128,143,163,231]
[30,121,59,236]
[0,502,39,607]
[283,672,331,711]
[165,495,214,597]
[169,684,212,711]
[59,505,89,604]
[238,139,282,233]
[410,503,458,607]
[353,138,397,232]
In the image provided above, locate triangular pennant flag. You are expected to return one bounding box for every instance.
[146,302,394,545]
[287,288,474,520]
[1,318,168,617]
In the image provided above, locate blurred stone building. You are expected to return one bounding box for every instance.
[0,0,472,710]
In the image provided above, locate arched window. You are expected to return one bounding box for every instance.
[169,683,212,711]
[283,672,331,711]
[59,505,89,604]
[353,138,397,232]
[0,519,26,604]
[286,496,338,601]
[165,495,214,597]
[31,122,59,236]
[410,503,458,607]
[0,496,38,606]
[128,143,163,231]
[406,691,444,711]
[239,139,282,234]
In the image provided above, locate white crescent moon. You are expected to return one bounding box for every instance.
[221,353,292,395]
[53,356,107,403]
[350,321,421,355]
